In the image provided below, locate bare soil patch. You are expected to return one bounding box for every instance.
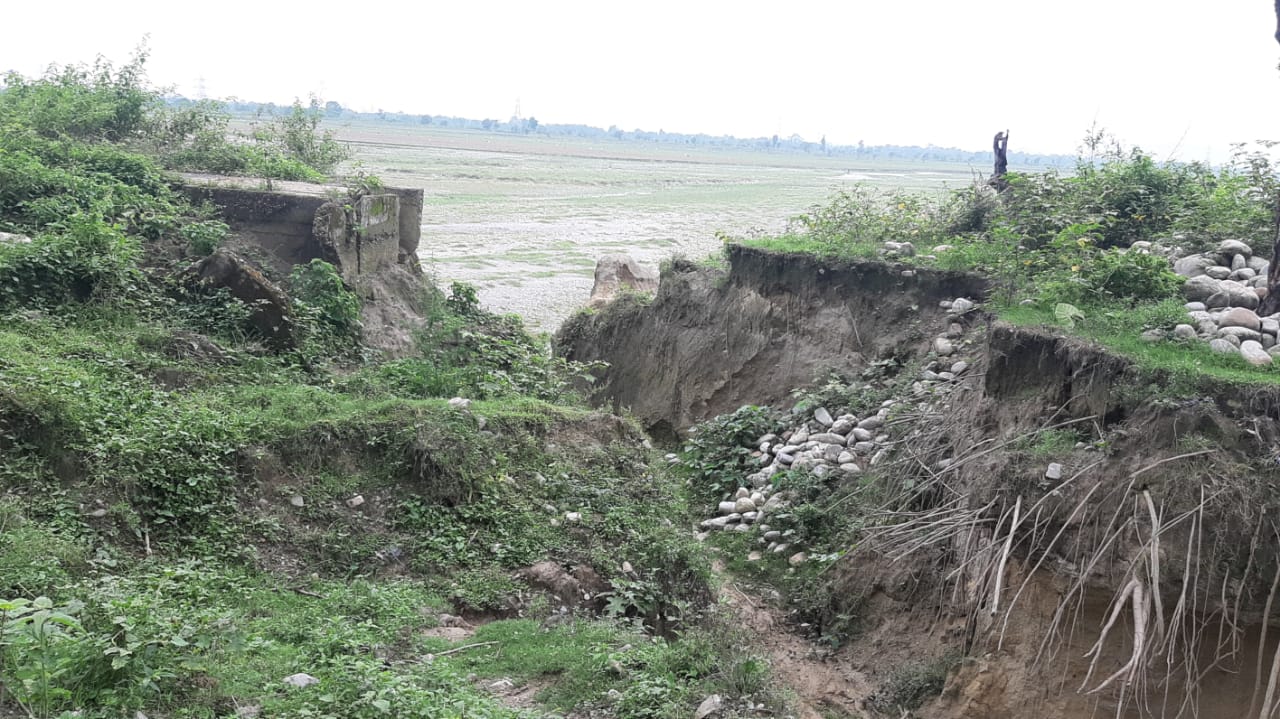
[714,561,873,718]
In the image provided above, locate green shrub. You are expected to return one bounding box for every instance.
[446,280,481,315]
[0,54,346,183]
[787,185,947,253]
[1036,224,1182,306]
[0,51,153,142]
[179,219,228,256]
[763,134,1275,314]
[0,138,179,237]
[1080,248,1182,303]
[679,405,781,504]
[0,214,141,310]
[289,259,362,352]
[249,99,349,176]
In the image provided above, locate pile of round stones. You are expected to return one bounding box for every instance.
[695,298,981,565]
[1167,239,1279,366]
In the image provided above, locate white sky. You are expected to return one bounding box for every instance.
[5,1,1279,160]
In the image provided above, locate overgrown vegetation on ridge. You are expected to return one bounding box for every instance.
[0,52,772,719]
[745,133,1280,383]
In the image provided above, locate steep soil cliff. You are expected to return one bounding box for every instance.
[556,245,988,439]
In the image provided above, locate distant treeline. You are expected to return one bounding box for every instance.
[168,96,1076,169]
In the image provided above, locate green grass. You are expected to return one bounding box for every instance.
[1023,428,1083,456]
[446,619,634,711]
[0,297,737,717]
[0,304,723,715]
[0,61,773,719]
[741,234,881,260]
[0,562,538,718]
[744,228,1280,390]
[998,300,1280,387]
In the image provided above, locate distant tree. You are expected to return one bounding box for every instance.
[481,118,494,130]
[820,135,827,153]
[419,115,432,125]
[527,117,538,132]
[324,100,342,117]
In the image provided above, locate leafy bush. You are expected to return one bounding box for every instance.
[679,405,781,504]
[0,51,153,142]
[289,259,362,352]
[0,214,141,310]
[155,97,348,182]
[250,99,350,176]
[1035,224,1183,306]
[179,219,228,256]
[1079,248,1182,302]
[0,137,180,237]
[1073,149,1184,248]
[787,185,947,252]
[446,280,481,315]
[0,52,347,183]
[765,132,1276,316]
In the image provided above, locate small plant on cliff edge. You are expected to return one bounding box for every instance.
[344,170,385,204]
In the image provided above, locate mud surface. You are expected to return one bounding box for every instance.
[336,123,977,332]
[715,561,872,718]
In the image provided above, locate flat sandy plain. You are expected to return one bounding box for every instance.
[335,121,986,331]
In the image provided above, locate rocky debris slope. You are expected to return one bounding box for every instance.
[691,297,982,565]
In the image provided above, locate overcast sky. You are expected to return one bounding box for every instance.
[5,1,1279,160]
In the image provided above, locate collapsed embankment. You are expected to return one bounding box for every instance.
[559,245,1280,718]
[557,245,988,439]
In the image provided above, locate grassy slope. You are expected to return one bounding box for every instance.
[2,300,774,718]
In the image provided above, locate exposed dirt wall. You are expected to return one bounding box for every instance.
[556,245,989,437]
